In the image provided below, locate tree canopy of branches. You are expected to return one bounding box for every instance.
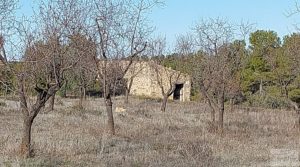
[0,0,90,158]
[91,0,161,135]
[182,18,247,130]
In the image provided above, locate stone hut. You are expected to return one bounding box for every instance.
[124,61,191,102]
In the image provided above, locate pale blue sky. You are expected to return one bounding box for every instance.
[18,0,300,49]
[149,0,299,48]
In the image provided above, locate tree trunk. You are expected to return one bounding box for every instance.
[218,86,225,131]
[297,110,300,129]
[230,98,234,112]
[102,59,115,135]
[79,87,83,109]
[103,78,115,135]
[283,84,289,98]
[48,93,55,111]
[112,80,117,99]
[259,79,263,96]
[218,100,224,130]
[105,94,115,135]
[20,116,33,158]
[199,82,215,122]
[5,85,8,99]
[124,78,133,104]
[161,95,168,112]
[83,86,86,100]
[125,88,129,104]
[211,105,215,122]
[62,80,68,98]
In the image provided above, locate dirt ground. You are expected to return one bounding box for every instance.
[0,96,300,167]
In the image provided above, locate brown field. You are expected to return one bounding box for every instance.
[0,97,300,167]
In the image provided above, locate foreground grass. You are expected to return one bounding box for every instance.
[0,97,299,166]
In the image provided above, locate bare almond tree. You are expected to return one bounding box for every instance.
[0,0,88,158]
[0,0,17,50]
[153,62,182,112]
[0,0,18,63]
[192,18,239,130]
[69,33,97,108]
[148,37,182,112]
[0,0,18,96]
[42,0,92,112]
[19,36,68,158]
[91,0,161,135]
[175,33,195,57]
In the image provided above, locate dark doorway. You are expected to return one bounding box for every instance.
[173,84,183,100]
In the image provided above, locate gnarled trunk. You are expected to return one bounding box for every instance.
[105,93,115,135]
[20,116,33,158]
[101,58,115,135]
[125,88,129,104]
[18,76,62,158]
[48,93,55,111]
[103,79,115,135]
[19,101,48,158]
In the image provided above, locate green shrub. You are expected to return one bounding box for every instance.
[190,90,202,101]
[245,94,290,109]
[289,89,300,103]
[264,95,290,109]
[266,86,281,97]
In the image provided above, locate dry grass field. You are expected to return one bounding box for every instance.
[0,97,300,166]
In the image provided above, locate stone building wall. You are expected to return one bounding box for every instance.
[124,61,191,102]
[127,62,152,97]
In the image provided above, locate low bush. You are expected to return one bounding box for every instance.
[289,89,300,103]
[245,94,290,109]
